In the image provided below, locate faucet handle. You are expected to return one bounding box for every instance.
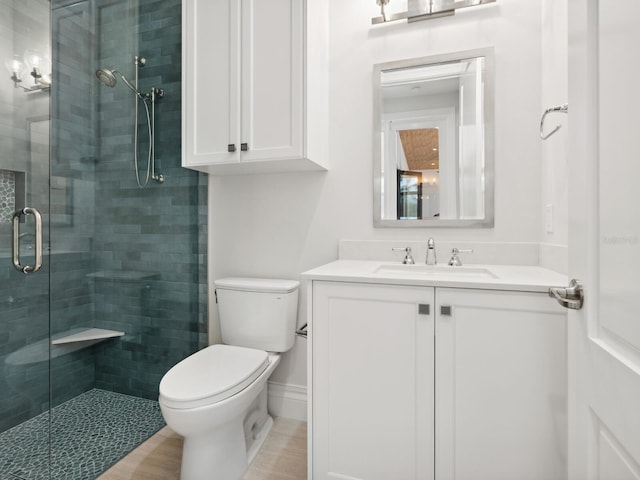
[392,247,415,264]
[448,248,473,266]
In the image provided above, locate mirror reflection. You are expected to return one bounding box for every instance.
[373,49,494,227]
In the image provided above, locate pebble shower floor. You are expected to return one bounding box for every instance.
[0,389,166,480]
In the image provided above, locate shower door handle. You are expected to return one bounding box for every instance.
[12,207,43,274]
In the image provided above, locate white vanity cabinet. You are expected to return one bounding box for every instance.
[434,287,566,480]
[182,0,329,175]
[312,281,436,480]
[310,278,567,480]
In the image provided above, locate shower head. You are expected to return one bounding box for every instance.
[95,67,142,97]
[95,68,117,88]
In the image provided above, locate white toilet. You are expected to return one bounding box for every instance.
[159,277,299,480]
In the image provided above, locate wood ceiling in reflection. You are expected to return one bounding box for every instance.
[399,128,439,171]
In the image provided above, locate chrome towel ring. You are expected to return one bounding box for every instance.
[540,103,568,140]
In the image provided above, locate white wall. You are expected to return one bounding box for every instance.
[208,0,544,393]
[540,0,569,272]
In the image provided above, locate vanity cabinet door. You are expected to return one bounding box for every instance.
[312,281,435,480]
[434,288,567,480]
[183,0,328,175]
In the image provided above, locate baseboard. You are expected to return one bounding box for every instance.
[268,381,307,422]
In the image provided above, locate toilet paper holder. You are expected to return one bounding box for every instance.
[295,323,308,338]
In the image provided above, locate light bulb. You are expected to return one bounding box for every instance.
[24,49,43,70]
[5,55,24,75]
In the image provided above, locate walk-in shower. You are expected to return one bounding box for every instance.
[0,0,206,478]
[96,55,165,187]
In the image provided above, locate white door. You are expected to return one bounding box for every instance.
[435,288,566,480]
[183,0,239,166]
[240,0,303,163]
[311,281,435,480]
[567,1,640,478]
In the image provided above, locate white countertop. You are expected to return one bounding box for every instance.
[301,260,568,293]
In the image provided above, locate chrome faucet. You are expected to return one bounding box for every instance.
[425,238,436,265]
[448,248,474,266]
[392,246,415,264]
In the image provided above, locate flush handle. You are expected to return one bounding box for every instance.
[549,279,584,310]
[12,207,43,274]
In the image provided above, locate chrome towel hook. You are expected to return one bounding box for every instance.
[540,103,568,140]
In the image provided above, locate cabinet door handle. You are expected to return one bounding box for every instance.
[228,144,236,152]
[418,304,430,315]
[440,305,452,316]
[241,143,248,151]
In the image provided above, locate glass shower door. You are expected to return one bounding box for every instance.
[0,0,52,477]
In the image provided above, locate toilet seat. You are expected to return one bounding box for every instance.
[159,344,269,410]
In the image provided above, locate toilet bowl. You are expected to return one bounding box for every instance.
[158,277,299,480]
[159,345,281,480]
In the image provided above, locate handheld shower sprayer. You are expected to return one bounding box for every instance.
[95,56,165,187]
[96,68,142,97]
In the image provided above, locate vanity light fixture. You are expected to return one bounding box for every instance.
[6,49,51,92]
[372,0,497,25]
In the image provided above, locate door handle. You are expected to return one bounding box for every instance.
[549,279,583,310]
[12,207,43,274]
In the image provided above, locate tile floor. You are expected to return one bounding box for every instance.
[0,389,165,480]
[98,417,307,480]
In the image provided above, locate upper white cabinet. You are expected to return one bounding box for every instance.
[182,0,329,175]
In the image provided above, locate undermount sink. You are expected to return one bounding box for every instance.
[374,264,498,279]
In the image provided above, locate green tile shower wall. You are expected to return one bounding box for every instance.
[91,0,207,400]
[1,0,206,435]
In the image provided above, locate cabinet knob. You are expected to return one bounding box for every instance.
[241,143,248,151]
[440,305,452,316]
[228,144,236,152]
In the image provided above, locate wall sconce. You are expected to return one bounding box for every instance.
[5,49,51,92]
[372,0,496,25]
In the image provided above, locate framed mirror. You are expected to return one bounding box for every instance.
[373,48,494,227]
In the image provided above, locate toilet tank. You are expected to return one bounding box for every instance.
[214,277,299,352]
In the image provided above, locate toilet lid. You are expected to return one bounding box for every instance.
[214,277,300,294]
[159,344,269,409]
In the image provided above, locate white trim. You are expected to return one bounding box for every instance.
[268,381,308,421]
[382,108,457,220]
